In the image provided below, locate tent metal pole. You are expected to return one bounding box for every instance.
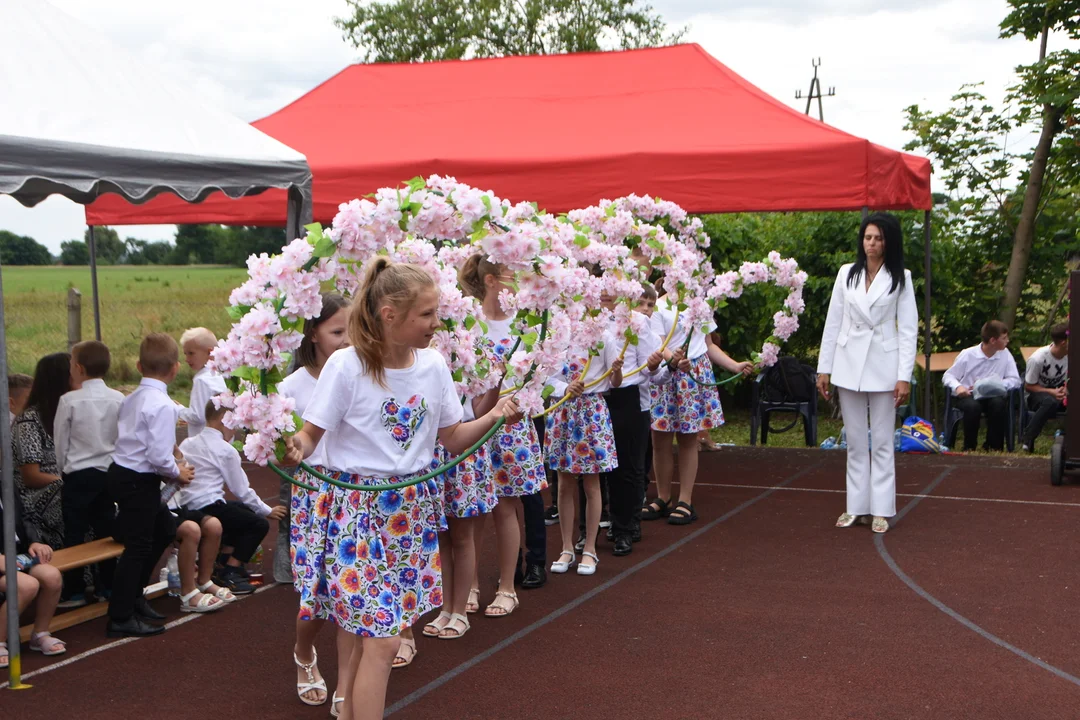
[861,206,869,222]
[923,210,932,419]
[1,258,28,689]
[87,226,101,341]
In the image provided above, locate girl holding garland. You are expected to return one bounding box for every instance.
[283,260,522,720]
[421,336,501,640]
[545,311,621,576]
[642,287,753,526]
[458,254,547,618]
[279,292,354,716]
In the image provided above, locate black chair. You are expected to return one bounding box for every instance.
[1018,392,1067,449]
[749,362,817,447]
[942,388,1019,452]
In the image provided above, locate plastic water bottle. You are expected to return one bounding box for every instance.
[166,549,181,597]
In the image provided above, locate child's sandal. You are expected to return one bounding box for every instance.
[422,611,451,637]
[180,588,225,613]
[29,631,67,656]
[392,635,416,669]
[640,498,671,521]
[465,587,480,614]
[438,613,471,639]
[483,591,519,618]
[0,641,8,669]
[198,581,236,603]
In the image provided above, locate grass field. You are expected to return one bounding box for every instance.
[4,265,247,395]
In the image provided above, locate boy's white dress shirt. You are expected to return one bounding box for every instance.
[54,378,124,474]
[179,428,271,516]
[112,378,180,478]
[180,367,228,438]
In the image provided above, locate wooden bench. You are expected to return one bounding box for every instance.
[16,538,165,642]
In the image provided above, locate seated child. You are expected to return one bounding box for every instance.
[54,340,124,604]
[161,478,230,613]
[1021,322,1069,452]
[179,401,285,594]
[178,328,227,438]
[0,491,66,666]
[8,373,31,426]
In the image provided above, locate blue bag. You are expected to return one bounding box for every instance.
[899,416,941,453]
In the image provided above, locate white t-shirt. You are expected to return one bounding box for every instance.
[180,367,228,438]
[605,312,665,411]
[1024,345,1068,389]
[304,348,464,477]
[649,296,716,361]
[279,367,330,468]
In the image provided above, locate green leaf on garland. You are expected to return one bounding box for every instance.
[464,315,476,330]
[522,331,538,348]
[541,384,555,399]
[227,304,252,321]
[231,366,260,382]
[573,234,590,249]
[624,327,639,345]
[481,195,492,212]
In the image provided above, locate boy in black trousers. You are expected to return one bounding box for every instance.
[106,333,194,637]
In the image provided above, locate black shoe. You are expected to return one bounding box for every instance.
[521,564,547,589]
[106,616,165,638]
[605,527,614,541]
[214,566,256,595]
[574,533,586,554]
[134,597,165,621]
[514,564,525,586]
[613,536,633,556]
[544,506,559,526]
[632,521,642,543]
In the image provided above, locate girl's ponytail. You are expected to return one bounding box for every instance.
[458,253,501,301]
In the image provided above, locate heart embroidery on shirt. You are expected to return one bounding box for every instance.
[381,395,428,451]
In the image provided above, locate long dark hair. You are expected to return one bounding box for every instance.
[26,352,72,437]
[294,292,350,371]
[846,212,906,294]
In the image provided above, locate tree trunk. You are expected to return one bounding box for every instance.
[999,104,1062,330]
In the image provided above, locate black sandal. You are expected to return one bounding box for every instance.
[666,501,698,526]
[640,497,672,521]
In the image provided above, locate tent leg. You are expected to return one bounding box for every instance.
[87,226,101,342]
[1,260,28,690]
[923,210,932,420]
[285,182,314,242]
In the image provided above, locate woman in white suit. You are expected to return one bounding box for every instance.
[816,212,918,534]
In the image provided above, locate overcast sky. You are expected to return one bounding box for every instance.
[0,0,1060,253]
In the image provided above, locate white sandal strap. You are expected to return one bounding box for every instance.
[581,551,599,562]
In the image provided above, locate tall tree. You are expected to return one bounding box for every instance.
[84,226,127,264]
[60,239,90,265]
[335,0,684,63]
[997,0,1080,329]
[0,231,52,265]
[170,224,228,265]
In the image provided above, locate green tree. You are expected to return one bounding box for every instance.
[170,224,229,265]
[215,226,288,266]
[85,226,127,264]
[124,238,173,265]
[59,239,90,265]
[0,230,52,265]
[905,0,1080,330]
[335,0,684,63]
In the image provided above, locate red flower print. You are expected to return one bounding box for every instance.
[389,512,409,536]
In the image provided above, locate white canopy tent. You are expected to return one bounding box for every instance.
[0,0,312,686]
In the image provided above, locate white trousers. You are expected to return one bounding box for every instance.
[837,388,896,518]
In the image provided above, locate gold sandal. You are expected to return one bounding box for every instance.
[465,587,480,614]
[484,591,519,617]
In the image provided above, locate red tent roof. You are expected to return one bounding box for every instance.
[85,43,930,226]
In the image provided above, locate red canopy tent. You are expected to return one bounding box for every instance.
[86,43,930,225]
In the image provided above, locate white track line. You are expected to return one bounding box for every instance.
[687,482,1080,509]
[0,582,280,689]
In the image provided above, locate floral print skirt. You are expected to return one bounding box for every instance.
[489,418,548,497]
[649,354,725,434]
[437,442,498,518]
[296,463,447,637]
[544,393,618,475]
[290,471,325,595]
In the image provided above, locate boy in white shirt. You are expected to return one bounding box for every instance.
[179,401,285,593]
[1021,322,1069,452]
[107,333,194,638]
[178,327,227,438]
[943,319,1022,451]
[54,341,124,605]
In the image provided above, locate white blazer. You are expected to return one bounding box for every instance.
[817,263,918,392]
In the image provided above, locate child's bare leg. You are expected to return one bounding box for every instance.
[447,516,479,619]
[197,517,223,586]
[28,564,63,636]
[350,636,399,720]
[470,513,484,595]
[491,500,519,597]
[294,615,327,704]
[0,571,40,645]
[581,474,601,563]
[557,472,576,554]
[336,629,362,719]
[176,521,200,595]
[676,432,700,506]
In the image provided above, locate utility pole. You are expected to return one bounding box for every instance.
[795,58,835,121]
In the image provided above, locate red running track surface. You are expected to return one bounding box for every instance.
[3,448,1078,719]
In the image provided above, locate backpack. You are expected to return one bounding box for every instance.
[760,357,815,404]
